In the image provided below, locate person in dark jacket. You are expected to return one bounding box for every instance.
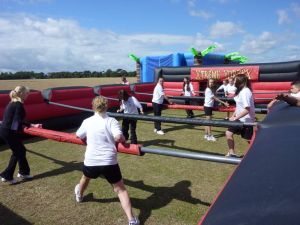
[0,86,40,184]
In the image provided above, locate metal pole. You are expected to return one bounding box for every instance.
[48,101,257,128]
[141,147,241,165]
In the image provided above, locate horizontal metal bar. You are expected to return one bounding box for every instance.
[141,147,241,165]
[49,101,257,128]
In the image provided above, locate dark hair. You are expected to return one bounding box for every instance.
[291,80,300,89]
[118,89,129,101]
[234,74,252,95]
[122,76,127,82]
[207,78,217,93]
[183,77,191,92]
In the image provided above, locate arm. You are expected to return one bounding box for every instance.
[212,96,229,107]
[132,97,144,114]
[267,98,279,110]
[229,107,250,121]
[276,94,300,106]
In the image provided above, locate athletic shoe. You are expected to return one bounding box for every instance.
[129,217,140,225]
[74,184,83,203]
[156,130,165,135]
[17,173,33,180]
[1,177,17,185]
[225,152,238,157]
[153,129,157,133]
[204,134,209,140]
[207,135,216,142]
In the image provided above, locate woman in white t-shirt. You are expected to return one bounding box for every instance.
[225,74,255,157]
[152,77,172,135]
[204,79,229,142]
[74,96,139,225]
[182,77,195,118]
[117,90,144,144]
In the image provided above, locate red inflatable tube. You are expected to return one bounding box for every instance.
[23,127,142,156]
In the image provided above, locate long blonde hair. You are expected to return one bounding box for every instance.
[10,86,29,103]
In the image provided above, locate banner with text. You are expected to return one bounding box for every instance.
[190,66,259,81]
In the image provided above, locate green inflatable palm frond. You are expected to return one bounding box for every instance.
[128,54,140,62]
[230,55,248,64]
[200,45,217,57]
[190,47,200,57]
[225,52,239,59]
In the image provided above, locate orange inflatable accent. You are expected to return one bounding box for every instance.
[23,127,141,155]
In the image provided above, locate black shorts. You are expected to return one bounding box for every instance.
[227,126,254,140]
[82,164,122,184]
[204,106,213,116]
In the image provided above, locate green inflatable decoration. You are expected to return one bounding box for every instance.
[200,45,217,57]
[190,47,200,57]
[128,54,140,62]
[225,52,239,59]
[230,55,248,64]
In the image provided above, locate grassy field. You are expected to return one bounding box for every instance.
[0,78,266,225]
[0,77,137,91]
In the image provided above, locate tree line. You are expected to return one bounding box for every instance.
[0,69,136,80]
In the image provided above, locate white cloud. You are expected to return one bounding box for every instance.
[210,21,244,38]
[277,9,290,25]
[291,3,300,17]
[187,0,214,19]
[0,14,201,72]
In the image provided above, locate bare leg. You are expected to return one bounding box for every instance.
[79,175,90,196]
[113,179,135,221]
[226,130,235,154]
[205,115,212,135]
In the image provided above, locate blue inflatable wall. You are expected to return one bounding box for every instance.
[140,52,228,82]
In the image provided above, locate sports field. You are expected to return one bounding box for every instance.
[0,78,265,225]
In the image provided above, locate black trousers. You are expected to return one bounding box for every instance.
[185,99,194,117]
[152,102,163,131]
[122,119,137,144]
[0,128,30,180]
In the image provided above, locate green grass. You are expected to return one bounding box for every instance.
[0,110,265,225]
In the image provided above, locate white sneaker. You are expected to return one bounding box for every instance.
[156,130,165,135]
[17,173,33,180]
[207,135,217,142]
[129,217,140,225]
[74,184,83,203]
[154,129,157,133]
[204,134,209,140]
[1,177,17,185]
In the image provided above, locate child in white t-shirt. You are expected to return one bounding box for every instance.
[204,79,229,141]
[225,74,255,157]
[74,96,139,225]
[117,90,144,144]
[268,81,300,110]
[216,79,229,96]
[182,77,196,118]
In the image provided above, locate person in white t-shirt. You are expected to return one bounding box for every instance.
[226,77,237,98]
[268,81,300,110]
[121,76,130,85]
[216,79,229,96]
[152,77,172,135]
[74,96,140,225]
[225,74,255,157]
[204,79,229,142]
[182,77,195,118]
[117,90,144,144]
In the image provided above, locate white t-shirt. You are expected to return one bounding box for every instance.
[76,113,122,166]
[226,84,237,95]
[216,84,228,93]
[183,83,194,97]
[204,88,215,107]
[234,87,255,123]
[152,83,165,104]
[120,96,142,114]
[291,92,300,99]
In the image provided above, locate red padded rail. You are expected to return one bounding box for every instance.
[97,85,131,108]
[133,83,155,102]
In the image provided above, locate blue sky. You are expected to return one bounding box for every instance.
[0,0,299,72]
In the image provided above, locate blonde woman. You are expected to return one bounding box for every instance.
[0,86,40,184]
[75,96,139,225]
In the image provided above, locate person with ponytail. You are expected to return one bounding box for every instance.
[182,77,195,118]
[225,74,255,157]
[0,86,41,184]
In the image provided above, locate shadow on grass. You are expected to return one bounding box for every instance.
[25,150,210,225]
[84,179,210,225]
[0,203,32,225]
